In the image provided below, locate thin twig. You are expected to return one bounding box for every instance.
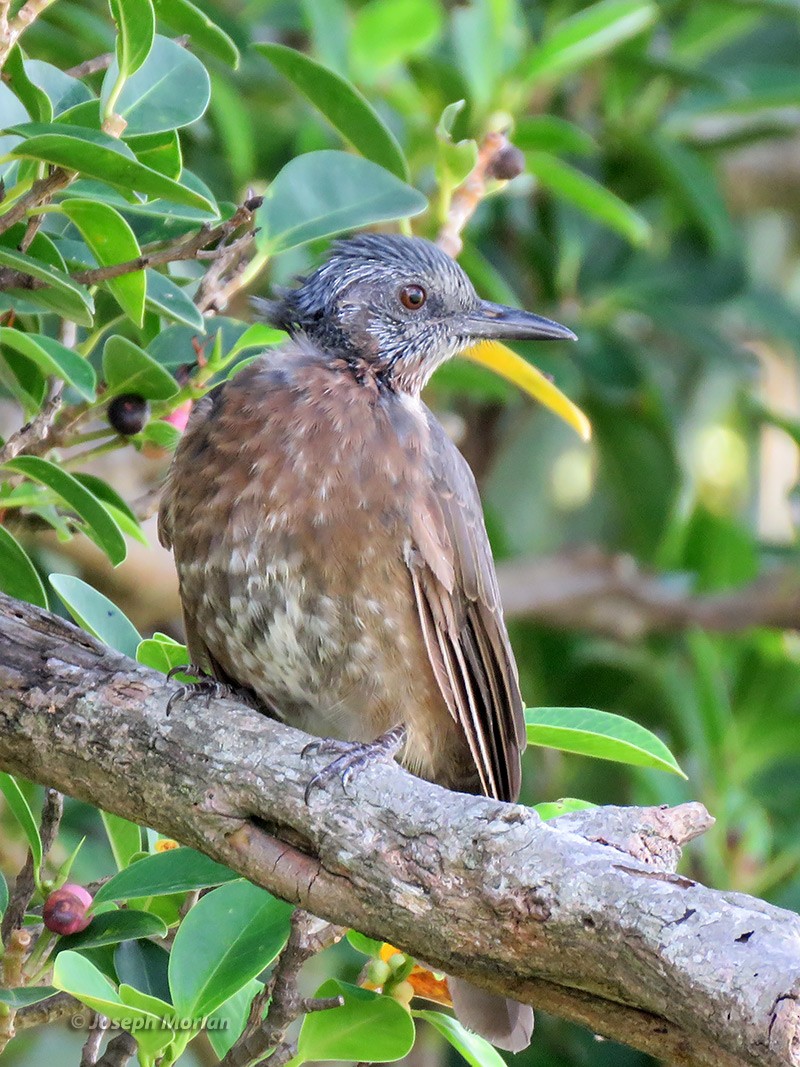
[221,910,343,1067]
[436,130,510,258]
[2,788,62,940]
[80,1027,104,1067]
[15,991,80,1030]
[193,231,256,314]
[0,167,71,236]
[95,1031,137,1067]
[0,379,64,463]
[0,0,60,70]
[65,37,188,80]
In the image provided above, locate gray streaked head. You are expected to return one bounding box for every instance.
[256,234,575,394]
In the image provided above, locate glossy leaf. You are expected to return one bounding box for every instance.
[153,0,239,67]
[136,633,189,674]
[25,60,92,115]
[9,124,215,212]
[414,1011,505,1067]
[0,987,59,1008]
[102,811,143,870]
[5,46,52,122]
[169,881,294,1017]
[110,0,156,79]
[514,116,597,156]
[94,847,239,904]
[0,773,43,874]
[115,940,171,1003]
[525,707,686,777]
[0,328,96,402]
[526,151,651,247]
[206,979,262,1058]
[101,35,211,136]
[257,151,427,254]
[49,574,141,655]
[144,270,205,329]
[0,525,48,609]
[56,909,168,953]
[534,798,598,821]
[103,335,179,400]
[126,130,182,179]
[522,0,657,87]
[2,458,127,566]
[0,246,94,326]
[61,199,146,325]
[298,980,415,1063]
[0,871,8,918]
[256,43,407,179]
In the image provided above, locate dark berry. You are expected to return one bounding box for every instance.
[108,394,150,436]
[487,143,526,180]
[43,884,93,935]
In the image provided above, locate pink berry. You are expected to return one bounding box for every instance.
[43,884,93,935]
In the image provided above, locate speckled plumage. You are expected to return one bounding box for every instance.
[159,234,576,1052]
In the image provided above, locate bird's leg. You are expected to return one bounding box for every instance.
[303,724,408,803]
[165,665,259,715]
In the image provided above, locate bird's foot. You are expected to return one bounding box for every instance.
[165,665,253,715]
[303,724,407,803]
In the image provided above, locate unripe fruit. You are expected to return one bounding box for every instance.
[366,959,391,987]
[108,394,150,436]
[43,883,93,935]
[487,143,526,180]
[391,980,415,1008]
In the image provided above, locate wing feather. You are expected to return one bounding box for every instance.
[408,414,525,803]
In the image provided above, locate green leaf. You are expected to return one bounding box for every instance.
[206,979,262,1058]
[351,0,443,74]
[61,199,146,325]
[56,910,168,953]
[225,322,286,360]
[0,328,96,402]
[5,46,52,122]
[103,335,179,400]
[525,707,686,777]
[25,59,92,116]
[2,458,127,565]
[102,811,143,870]
[138,418,182,451]
[0,773,43,874]
[144,270,204,329]
[0,246,94,326]
[110,0,156,79]
[256,44,407,180]
[126,130,182,179]
[101,35,211,136]
[414,1011,505,1067]
[257,151,427,254]
[0,871,8,918]
[169,881,293,1017]
[153,0,239,67]
[0,987,58,1008]
[53,952,173,1060]
[526,152,650,247]
[533,798,598,821]
[49,574,140,655]
[72,474,141,528]
[94,848,239,905]
[298,980,415,1063]
[0,526,48,609]
[136,634,189,674]
[346,930,384,957]
[10,124,215,212]
[514,116,597,156]
[115,940,171,1003]
[522,0,657,88]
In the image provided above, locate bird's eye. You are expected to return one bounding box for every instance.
[400,284,426,310]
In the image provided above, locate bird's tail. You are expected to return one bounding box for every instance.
[448,978,534,1052]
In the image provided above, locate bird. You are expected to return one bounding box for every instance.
[158,233,577,1051]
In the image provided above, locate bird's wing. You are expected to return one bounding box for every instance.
[408,415,525,803]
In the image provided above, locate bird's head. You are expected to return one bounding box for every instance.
[255,234,581,427]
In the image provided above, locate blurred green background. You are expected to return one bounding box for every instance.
[5,0,800,1064]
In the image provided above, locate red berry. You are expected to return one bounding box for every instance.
[43,884,93,935]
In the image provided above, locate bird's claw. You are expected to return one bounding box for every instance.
[165,665,233,715]
[303,724,407,803]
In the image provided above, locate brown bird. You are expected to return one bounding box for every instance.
[159,234,576,1051]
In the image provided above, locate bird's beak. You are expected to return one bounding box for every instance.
[463,300,578,343]
[460,302,590,442]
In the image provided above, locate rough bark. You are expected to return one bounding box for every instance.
[0,592,798,1067]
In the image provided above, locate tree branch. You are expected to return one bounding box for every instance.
[0,592,799,1067]
[496,547,800,638]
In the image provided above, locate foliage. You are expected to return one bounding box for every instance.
[1,1,800,1066]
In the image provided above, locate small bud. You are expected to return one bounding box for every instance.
[387,952,407,973]
[108,394,150,436]
[391,980,415,1008]
[43,884,93,935]
[487,143,526,181]
[366,959,391,987]
[154,838,179,852]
